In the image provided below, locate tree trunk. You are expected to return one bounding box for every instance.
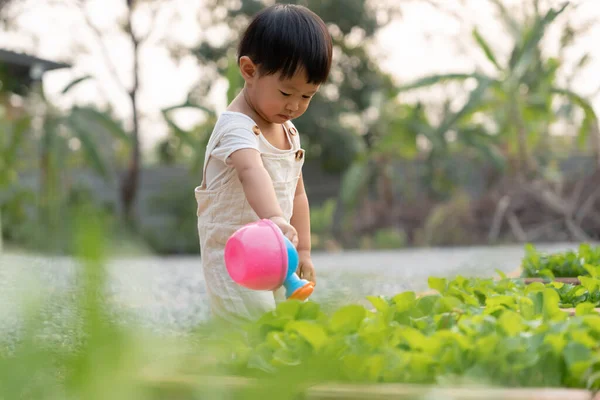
[514,111,529,177]
[592,121,600,169]
[513,103,530,180]
[0,208,3,253]
[120,6,141,227]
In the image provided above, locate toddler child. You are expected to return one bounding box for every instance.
[195,3,333,325]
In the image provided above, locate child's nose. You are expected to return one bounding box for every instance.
[286,101,299,112]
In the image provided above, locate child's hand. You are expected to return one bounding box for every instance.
[297,250,316,284]
[269,216,299,247]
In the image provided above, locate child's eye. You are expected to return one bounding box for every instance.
[302,95,312,99]
[279,91,291,97]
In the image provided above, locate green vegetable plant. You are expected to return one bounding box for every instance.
[521,243,600,278]
[214,272,600,391]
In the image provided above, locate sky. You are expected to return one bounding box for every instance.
[1,0,599,155]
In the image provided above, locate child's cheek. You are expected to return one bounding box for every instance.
[273,99,284,112]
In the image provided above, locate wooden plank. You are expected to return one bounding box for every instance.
[306,384,592,400]
[506,267,523,278]
[141,372,255,389]
[560,308,600,316]
[416,289,437,298]
[481,307,600,315]
[505,268,583,284]
[524,277,581,285]
[141,374,596,400]
[145,374,254,388]
[141,373,258,398]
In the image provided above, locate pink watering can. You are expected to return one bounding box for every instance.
[224,219,315,301]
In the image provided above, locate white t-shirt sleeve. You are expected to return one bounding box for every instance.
[210,126,259,165]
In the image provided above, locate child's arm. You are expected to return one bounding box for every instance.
[290,173,316,283]
[290,173,310,253]
[229,148,299,246]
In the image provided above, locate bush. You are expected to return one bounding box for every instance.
[141,183,200,255]
[373,228,407,249]
[418,191,478,246]
[0,186,35,248]
[310,199,339,251]
[359,228,407,250]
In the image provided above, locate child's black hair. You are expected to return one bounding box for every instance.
[238,4,333,85]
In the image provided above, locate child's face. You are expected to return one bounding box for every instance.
[244,63,320,124]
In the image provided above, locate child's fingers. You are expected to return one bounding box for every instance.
[285,228,298,247]
[299,265,316,285]
[284,230,296,245]
[303,270,314,283]
[273,219,299,247]
[290,233,299,247]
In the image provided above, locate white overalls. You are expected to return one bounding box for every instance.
[195,117,305,325]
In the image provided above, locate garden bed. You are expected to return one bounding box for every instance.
[153,279,600,397]
[141,245,600,399]
[142,373,597,400]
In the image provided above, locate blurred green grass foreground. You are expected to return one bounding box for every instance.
[3,208,600,400]
[0,205,290,400]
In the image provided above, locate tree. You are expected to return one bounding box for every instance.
[0,77,126,253]
[1,0,192,227]
[0,111,30,252]
[69,0,156,227]
[387,0,600,244]
[397,1,598,180]
[158,100,215,173]
[336,86,506,244]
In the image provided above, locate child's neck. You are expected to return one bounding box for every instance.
[228,89,278,130]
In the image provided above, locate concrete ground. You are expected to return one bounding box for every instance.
[0,242,582,339]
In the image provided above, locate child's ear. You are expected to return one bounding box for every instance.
[239,56,258,84]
